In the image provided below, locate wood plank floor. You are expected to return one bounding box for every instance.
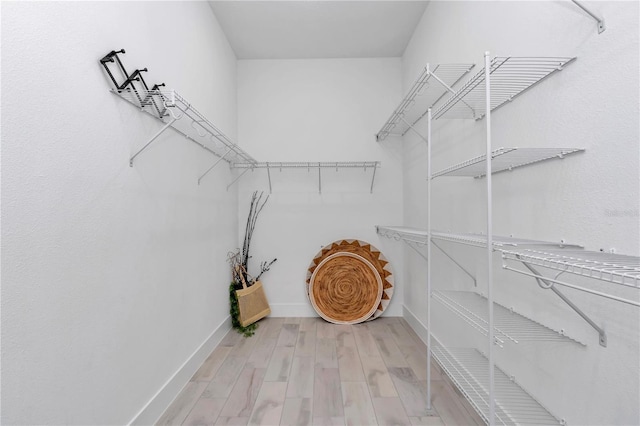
[157,317,483,426]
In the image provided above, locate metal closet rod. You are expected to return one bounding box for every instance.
[228,161,380,194]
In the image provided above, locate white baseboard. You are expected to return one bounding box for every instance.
[269,303,317,317]
[402,304,429,346]
[128,316,232,426]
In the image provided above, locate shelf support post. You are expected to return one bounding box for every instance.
[520,261,607,347]
[198,148,233,185]
[318,163,322,194]
[484,51,496,426]
[426,108,433,412]
[571,0,606,33]
[129,117,177,167]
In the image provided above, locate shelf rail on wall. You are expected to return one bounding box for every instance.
[431,147,585,178]
[231,161,380,194]
[376,63,475,141]
[433,57,576,121]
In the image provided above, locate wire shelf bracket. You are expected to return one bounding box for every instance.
[432,147,585,179]
[571,0,606,33]
[433,57,576,120]
[376,226,477,287]
[376,63,475,141]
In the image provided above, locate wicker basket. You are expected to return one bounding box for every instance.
[236,270,271,327]
[308,252,383,324]
[306,239,394,321]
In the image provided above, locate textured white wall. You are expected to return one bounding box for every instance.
[1,2,239,424]
[236,58,405,317]
[401,1,639,425]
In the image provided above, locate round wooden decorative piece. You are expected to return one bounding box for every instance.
[309,252,382,324]
[306,239,394,322]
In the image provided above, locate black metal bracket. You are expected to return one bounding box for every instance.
[100,49,167,118]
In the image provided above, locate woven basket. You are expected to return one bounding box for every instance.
[308,252,383,324]
[236,269,271,327]
[307,239,394,321]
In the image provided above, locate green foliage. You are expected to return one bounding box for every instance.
[229,282,258,337]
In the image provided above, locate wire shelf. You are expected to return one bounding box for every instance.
[432,147,584,178]
[231,161,379,170]
[112,88,257,166]
[433,290,584,346]
[502,249,640,289]
[430,231,582,250]
[431,339,562,426]
[376,63,475,141]
[433,57,576,120]
[376,225,429,245]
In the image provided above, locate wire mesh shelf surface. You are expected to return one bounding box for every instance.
[502,249,640,288]
[376,63,475,141]
[431,339,562,426]
[231,161,379,170]
[433,290,584,346]
[433,57,576,120]
[432,147,584,178]
[112,88,257,165]
[376,225,429,245]
[430,231,582,250]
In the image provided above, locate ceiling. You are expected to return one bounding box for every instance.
[208,1,429,60]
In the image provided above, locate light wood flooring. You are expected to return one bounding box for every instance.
[156,317,483,426]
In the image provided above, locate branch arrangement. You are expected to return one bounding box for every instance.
[228,191,277,289]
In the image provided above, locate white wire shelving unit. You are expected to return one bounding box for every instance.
[375,53,583,425]
[433,57,576,120]
[433,290,584,347]
[230,161,380,194]
[376,63,475,141]
[432,147,584,179]
[431,338,563,426]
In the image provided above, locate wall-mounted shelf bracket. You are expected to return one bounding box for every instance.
[571,0,606,33]
[198,148,233,185]
[129,117,177,167]
[521,261,607,347]
[431,240,477,287]
[227,167,253,191]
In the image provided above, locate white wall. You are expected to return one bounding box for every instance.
[401,1,639,425]
[236,58,405,318]
[1,2,238,424]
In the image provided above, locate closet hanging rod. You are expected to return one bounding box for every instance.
[229,161,380,194]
